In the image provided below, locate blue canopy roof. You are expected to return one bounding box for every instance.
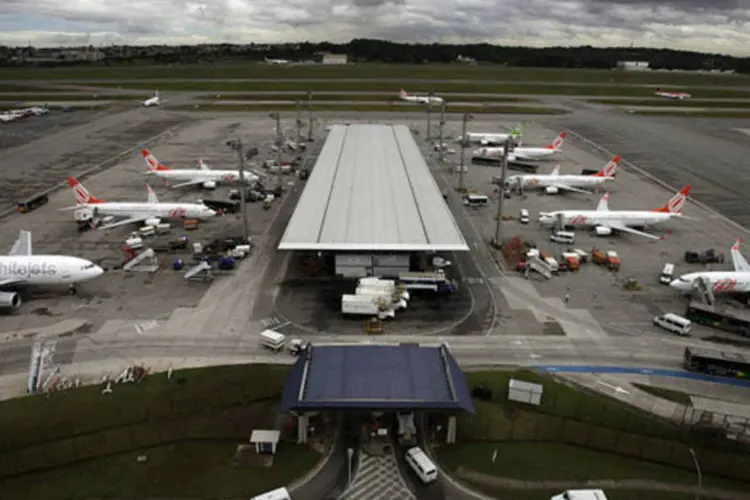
[281,343,474,413]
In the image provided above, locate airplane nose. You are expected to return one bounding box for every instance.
[669,279,685,290]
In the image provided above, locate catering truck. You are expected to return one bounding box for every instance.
[341,294,400,319]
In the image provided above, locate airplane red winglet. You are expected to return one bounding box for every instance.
[732,238,742,251]
[67,176,78,187]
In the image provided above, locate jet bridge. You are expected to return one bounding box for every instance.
[693,277,716,307]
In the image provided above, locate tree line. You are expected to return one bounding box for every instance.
[2,38,749,74]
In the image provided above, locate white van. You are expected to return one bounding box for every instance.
[260,330,287,352]
[659,263,675,285]
[250,486,291,500]
[405,446,438,484]
[463,194,488,207]
[519,209,530,224]
[653,313,692,336]
[550,231,575,244]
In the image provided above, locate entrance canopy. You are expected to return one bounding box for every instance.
[281,343,474,413]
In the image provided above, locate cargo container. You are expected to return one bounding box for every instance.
[341,294,397,319]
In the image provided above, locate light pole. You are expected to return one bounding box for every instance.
[295,99,303,147]
[225,138,250,242]
[269,111,283,190]
[493,137,512,247]
[689,447,702,500]
[458,112,473,192]
[426,91,433,141]
[347,447,355,485]
[438,102,446,162]
[307,90,313,141]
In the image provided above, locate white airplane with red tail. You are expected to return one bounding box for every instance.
[474,132,566,162]
[507,155,620,195]
[671,239,750,294]
[142,149,260,189]
[61,177,216,230]
[655,88,691,100]
[399,89,444,105]
[538,185,692,240]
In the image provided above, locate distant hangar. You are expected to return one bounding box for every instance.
[278,124,469,256]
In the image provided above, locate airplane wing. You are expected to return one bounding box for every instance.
[0,277,26,288]
[553,185,593,194]
[98,215,149,230]
[170,179,207,189]
[9,230,32,256]
[731,240,750,272]
[606,222,662,240]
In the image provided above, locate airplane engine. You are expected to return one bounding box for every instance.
[545,186,559,195]
[202,180,217,190]
[0,291,21,310]
[595,226,612,236]
[144,217,161,227]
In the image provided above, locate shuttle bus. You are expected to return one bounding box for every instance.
[683,346,750,379]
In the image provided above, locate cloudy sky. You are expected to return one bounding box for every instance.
[1,0,749,55]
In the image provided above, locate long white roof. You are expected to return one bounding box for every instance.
[278,124,469,252]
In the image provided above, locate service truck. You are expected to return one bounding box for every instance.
[356,286,409,309]
[341,294,398,319]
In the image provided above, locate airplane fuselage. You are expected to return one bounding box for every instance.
[78,202,214,221]
[671,271,750,294]
[150,169,259,185]
[474,146,556,161]
[0,255,103,286]
[463,133,513,145]
[143,98,159,107]
[540,210,677,228]
[402,95,444,104]
[514,175,611,189]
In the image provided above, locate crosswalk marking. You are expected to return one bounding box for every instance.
[339,450,415,500]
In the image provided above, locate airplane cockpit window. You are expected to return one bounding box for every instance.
[82,264,97,270]
[678,277,691,283]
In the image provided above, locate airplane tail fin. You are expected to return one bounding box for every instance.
[142,149,170,171]
[595,192,610,212]
[198,159,210,171]
[68,176,105,204]
[146,184,160,204]
[399,88,408,98]
[652,185,691,213]
[592,155,620,177]
[545,131,567,150]
[550,164,560,176]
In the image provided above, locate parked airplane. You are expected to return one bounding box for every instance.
[265,57,290,65]
[457,124,524,145]
[655,88,691,100]
[399,89,444,105]
[63,176,216,230]
[671,239,750,294]
[142,91,160,107]
[142,149,260,189]
[474,132,566,162]
[507,156,619,195]
[538,185,692,240]
[0,229,104,309]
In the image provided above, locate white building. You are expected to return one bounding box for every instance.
[616,61,650,71]
[322,53,348,65]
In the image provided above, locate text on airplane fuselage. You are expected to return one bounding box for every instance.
[0,262,57,277]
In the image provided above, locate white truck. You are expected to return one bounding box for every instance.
[550,489,608,500]
[341,294,397,319]
[356,286,409,309]
[357,278,410,301]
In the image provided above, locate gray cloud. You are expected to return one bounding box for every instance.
[0,0,749,55]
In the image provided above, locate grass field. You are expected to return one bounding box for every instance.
[0,440,319,500]
[591,98,750,108]
[73,80,750,98]
[460,486,727,500]
[631,384,694,406]
[439,442,748,491]
[199,93,536,103]
[0,83,48,92]
[0,93,145,102]
[629,109,750,118]
[4,63,750,86]
[175,103,567,114]
[0,363,321,499]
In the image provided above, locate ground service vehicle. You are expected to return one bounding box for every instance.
[683,346,750,379]
[341,295,397,319]
[684,249,725,264]
[404,447,438,484]
[684,302,750,337]
[17,193,49,214]
[653,313,691,335]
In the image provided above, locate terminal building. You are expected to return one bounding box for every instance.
[278,123,469,278]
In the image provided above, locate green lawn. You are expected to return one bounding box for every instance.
[632,384,694,405]
[70,80,750,98]
[4,63,750,86]
[176,103,567,114]
[199,93,536,103]
[590,98,750,108]
[0,440,319,500]
[629,109,750,118]
[462,485,729,500]
[0,93,145,101]
[0,83,48,92]
[464,370,680,437]
[440,442,750,495]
